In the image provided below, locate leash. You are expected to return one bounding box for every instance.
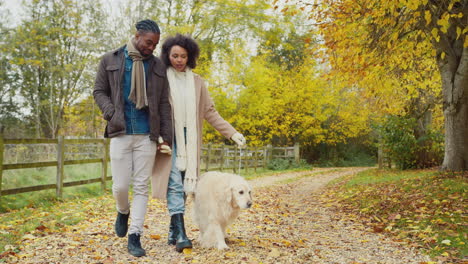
[238,146,242,176]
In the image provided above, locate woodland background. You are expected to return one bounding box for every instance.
[0,0,467,170]
[0,1,467,262]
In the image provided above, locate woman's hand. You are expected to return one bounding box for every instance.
[158,136,172,155]
[231,132,246,148]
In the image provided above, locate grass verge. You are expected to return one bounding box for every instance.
[1,163,108,212]
[0,186,114,262]
[322,168,467,263]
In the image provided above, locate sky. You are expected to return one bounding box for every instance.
[1,0,125,26]
[1,0,23,26]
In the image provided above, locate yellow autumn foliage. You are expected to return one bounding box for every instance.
[302,0,444,124]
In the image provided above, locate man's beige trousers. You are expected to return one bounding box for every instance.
[110,135,156,235]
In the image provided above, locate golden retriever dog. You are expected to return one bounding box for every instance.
[193,171,252,250]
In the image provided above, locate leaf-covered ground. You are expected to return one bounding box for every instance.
[321,169,467,263]
[2,168,437,263]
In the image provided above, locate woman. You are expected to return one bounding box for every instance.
[152,34,246,252]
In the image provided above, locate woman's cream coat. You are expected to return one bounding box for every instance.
[151,74,237,199]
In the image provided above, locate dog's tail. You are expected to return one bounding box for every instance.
[187,192,195,200]
[198,171,210,180]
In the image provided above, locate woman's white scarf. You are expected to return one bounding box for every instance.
[167,66,198,194]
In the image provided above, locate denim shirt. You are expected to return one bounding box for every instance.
[123,47,150,134]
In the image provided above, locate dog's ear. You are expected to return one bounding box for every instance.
[225,187,233,203]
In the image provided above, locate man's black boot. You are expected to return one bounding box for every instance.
[128,233,146,257]
[115,211,129,237]
[173,213,192,252]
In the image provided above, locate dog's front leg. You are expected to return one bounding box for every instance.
[221,222,228,239]
[214,225,229,250]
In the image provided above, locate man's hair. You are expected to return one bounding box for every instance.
[160,34,200,69]
[135,19,160,34]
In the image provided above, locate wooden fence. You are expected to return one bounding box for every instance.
[0,133,300,198]
[200,143,300,173]
[0,137,110,198]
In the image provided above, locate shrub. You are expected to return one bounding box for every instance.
[267,158,311,170]
[267,158,291,170]
[315,143,377,167]
[376,115,443,170]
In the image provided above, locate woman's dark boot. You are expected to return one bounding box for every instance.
[172,213,192,252]
[168,218,176,245]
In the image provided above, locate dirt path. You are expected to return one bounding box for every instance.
[6,168,434,263]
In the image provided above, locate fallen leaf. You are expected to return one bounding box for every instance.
[441,240,451,245]
[35,225,47,232]
[373,224,385,233]
[150,234,161,240]
[102,257,114,264]
[268,248,280,258]
[225,252,237,257]
[388,213,401,220]
[22,234,36,240]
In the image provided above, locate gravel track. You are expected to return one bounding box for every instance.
[5,167,435,264]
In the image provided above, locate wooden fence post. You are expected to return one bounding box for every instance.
[205,143,211,172]
[220,145,225,171]
[0,126,4,197]
[254,146,258,172]
[294,143,300,164]
[241,147,245,172]
[377,134,383,169]
[101,138,109,192]
[56,136,65,198]
[265,144,273,168]
[233,146,238,174]
[244,147,248,174]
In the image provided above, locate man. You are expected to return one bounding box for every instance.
[93,19,172,257]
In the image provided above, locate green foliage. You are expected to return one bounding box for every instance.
[310,141,377,167]
[378,115,418,169]
[415,127,445,167]
[376,115,444,170]
[4,0,108,138]
[0,4,23,136]
[317,152,377,168]
[62,96,104,137]
[267,158,311,171]
[267,158,291,170]
[261,28,315,70]
[291,159,311,169]
[143,0,273,69]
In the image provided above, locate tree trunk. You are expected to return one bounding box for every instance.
[439,46,468,171]
[414,109,436,168]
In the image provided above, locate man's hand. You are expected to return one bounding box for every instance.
[158,136,172,155]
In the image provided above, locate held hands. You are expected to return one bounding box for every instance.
[158,136,172,155]
[231,132,246,148]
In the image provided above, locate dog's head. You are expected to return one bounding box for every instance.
[228,178,253,209]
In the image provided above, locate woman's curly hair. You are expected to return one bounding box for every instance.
[160,33,200,69]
